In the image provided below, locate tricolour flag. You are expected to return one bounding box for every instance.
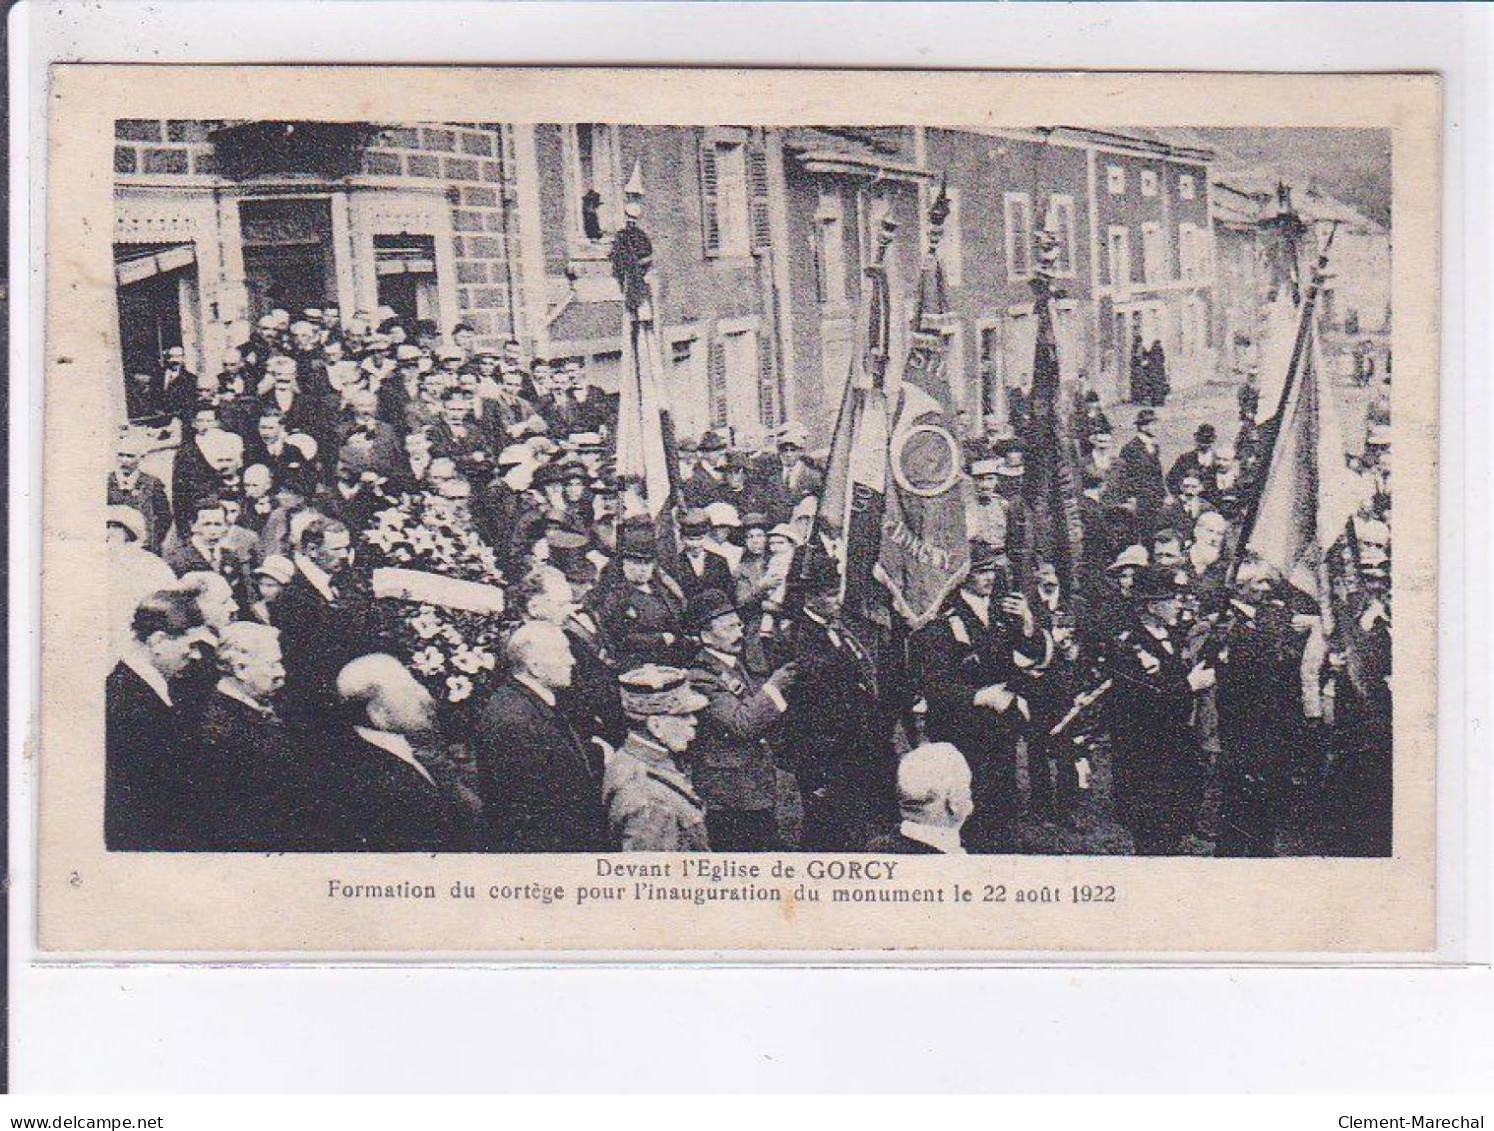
[1242,293,1359,604]
[614,286,680,521]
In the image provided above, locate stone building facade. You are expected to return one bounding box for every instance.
[111,119,1222,446]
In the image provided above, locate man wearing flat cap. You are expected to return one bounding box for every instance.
[603,664,712,852]
[1102,565,1216,855]
[686,589,798,851]
[590,517,688,668]
[109,433,172,554]
[755,420,824,524]
[911,541,1049,853]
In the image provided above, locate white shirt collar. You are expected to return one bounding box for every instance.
[355,725,435,783]
[215,677,272,715]
[294,554,336,601]
[900,820,966,854]
[705,646,740,670]
[121,646,172,707]
[960,589,991,626]
[514,672,557,707]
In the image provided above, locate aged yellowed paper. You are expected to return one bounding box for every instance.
[40,66,1437,954]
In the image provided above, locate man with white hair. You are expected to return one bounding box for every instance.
[337,387,403,481]
[329,654,483,851]
[472,620,609,852]
[170,408,243,539]
[188,621,331,850]
[868,743,975,854]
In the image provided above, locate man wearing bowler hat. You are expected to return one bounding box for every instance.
[685,588,799,851]
[675,507,735,602]
[1167,422,1223,507]
[603,665,712,852]
[1108,407,1168,532]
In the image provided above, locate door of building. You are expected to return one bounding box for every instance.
[117,268,186,379]
[239,197,338,321]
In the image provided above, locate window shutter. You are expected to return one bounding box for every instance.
[698,136,721,258]
[748,141,772,253]
[708,337,728,427]
[757,332,780,427]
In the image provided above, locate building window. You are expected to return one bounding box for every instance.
[1043,195,1077,277]
[1107,225,1131,291]
[699,133,752,258]
[1141,221,1166,285]
[1107,165,1126,196]
[1141,169,1159,198]
[1003,192,1034,280]
[720,327,759,440]
[814,188,848,305]
[563,124,622,245]
[1178,174,1196,201]
[668,335,706,442]
[375,235,440,326]
[1179,222,1214,282]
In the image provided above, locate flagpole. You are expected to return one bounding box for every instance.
[1226,221,1339,585]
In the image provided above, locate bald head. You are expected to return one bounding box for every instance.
[338,653,436,736]
[897,742,975,829]
[506,619,575,692]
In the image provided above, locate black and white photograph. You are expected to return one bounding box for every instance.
[103,114,1395,860]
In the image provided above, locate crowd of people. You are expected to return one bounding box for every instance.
[105,304,1394,857]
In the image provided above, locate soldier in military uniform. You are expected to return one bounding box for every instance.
[912,542,1049,853]
[603,664,712,852]
[685,588,798,851]
[589,517,688,668]
[1102,566,1216,855]
[774,553,895,851]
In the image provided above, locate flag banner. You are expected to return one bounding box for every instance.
[875,326,969,628]
[870,187,969,629]
[1023,293,1085,598]
[1255,291,1301,426]
[1243,312,1359,601]
[817,227,894,611]
[615,315,677,519]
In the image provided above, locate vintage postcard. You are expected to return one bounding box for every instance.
[37,66,1439,955]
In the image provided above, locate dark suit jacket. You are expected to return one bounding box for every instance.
[559,613,628,748]
[170,436,226,538]
[275,569,373,732]
[675,547,735,604]
[687,648,783,812]
[185,689,337,851]
[1106,437,1167,521]
[105,663,188,850]
[108,471,172,553]
[865,829,946,854]
[472,681,609,853]
[324,729,486,852]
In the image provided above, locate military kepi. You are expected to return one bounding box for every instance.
[619,664,710,717]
